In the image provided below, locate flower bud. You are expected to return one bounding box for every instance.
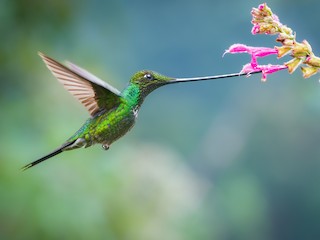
[281,26,293,36]
[301,66,318,78]
[285,58,303,73]
[275,46,292,58]
[282,39,295,46]
[304,55,320,68]
[251,8,265,19]
[292,40,312,58]
[258,23,278,35]
[276,33,294,45]
[258,3,272,16]
[251,25,260,34]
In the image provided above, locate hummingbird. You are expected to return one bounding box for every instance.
[22,52,258,170]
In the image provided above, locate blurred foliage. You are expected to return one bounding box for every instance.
[1,0,320,239]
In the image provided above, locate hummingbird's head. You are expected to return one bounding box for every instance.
[130,70,174,96]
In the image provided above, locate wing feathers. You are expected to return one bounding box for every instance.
[66,61,121,96]
[38,52,121,116]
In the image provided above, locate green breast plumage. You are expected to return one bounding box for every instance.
[79,103,138,146]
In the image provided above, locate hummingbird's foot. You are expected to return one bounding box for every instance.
[102,143,109,150]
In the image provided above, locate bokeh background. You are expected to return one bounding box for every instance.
[1,0,320,239]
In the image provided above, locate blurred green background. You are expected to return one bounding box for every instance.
[1,0,320,239]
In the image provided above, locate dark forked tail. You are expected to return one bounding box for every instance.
[21,141,75,171]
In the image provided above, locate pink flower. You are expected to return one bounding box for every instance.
[225,44,277,57]
[225,43,278,57]
[241,63,288,82]
[225,44,278,67]
[225,44,287,81]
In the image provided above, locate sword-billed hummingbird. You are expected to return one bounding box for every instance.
[22,52,259,170]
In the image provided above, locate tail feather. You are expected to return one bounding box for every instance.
[22,141,75,171]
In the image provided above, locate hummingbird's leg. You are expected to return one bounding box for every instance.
[102,142,110,150]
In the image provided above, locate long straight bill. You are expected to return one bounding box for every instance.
[168,70,262,84]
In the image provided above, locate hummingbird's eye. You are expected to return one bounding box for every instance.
[144,73,154,81]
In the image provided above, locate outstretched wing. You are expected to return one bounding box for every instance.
[38,52,122,116]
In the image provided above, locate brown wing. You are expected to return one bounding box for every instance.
[38,52,122,116]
